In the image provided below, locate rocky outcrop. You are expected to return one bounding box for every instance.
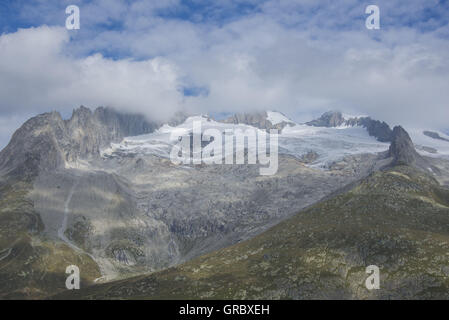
[356,117,392,142]
[306,111,393,142]
[385,126,442,174]
[63,106,162,162]
[306,111,345,127]
[423,130,449,142]
[0,111,66,177]
[388,126,423,166]
[0,106,162,177]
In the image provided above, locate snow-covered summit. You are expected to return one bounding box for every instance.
[102,110,449,168]
[102,111,391,168]
[266,111,295,125]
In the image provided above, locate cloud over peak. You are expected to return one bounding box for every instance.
[0,0,448,149]
[0,25,184,122]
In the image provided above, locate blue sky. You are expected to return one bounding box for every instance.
[1,0,447,30]
[0,0,448,147]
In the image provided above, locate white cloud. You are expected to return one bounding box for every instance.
[0,26,185,122]
[1,0,449,150]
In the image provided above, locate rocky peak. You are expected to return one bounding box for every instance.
[306,111,345,127]
[68,105,93,126]
[0,106,162,177]
[0,111,66,178]
[388,126,422,166]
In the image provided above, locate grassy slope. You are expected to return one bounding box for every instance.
[56,165,449,300]
[0,178,101,299]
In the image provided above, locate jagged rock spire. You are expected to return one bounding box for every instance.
[388,126,422,166]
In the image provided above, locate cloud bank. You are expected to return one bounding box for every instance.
[0,0,448,147]
[0,26,184,121]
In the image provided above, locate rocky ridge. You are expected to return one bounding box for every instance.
[1,106,449,299]
[423,130,449,142]
[306,111,393,142]
[0,106,166,176]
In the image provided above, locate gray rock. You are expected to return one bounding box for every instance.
[306,111,345,127]
[423,130,449,142]
[0,111,66,177]
[354,117,393,142]
[388,126,422,166]
[0,106,164,177]
[306,111,393,142]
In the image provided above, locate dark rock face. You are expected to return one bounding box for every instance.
[388,126,422,166]
[0,106,161,176]
[423,131,449,142]
[0,112,66,177]
[306,111,345,127]
[307,111,393,142]
[356,117,392,142]
[387,126,442,174]
[94,107,159,139]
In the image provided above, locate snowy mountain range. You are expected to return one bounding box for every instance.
[1,106,449,299]
[103,110,449,168]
